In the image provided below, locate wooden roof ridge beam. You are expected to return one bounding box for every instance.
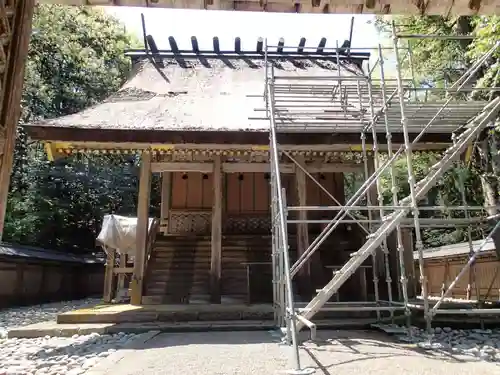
[146,35,159,54]
[277,37,284,54]
[124,36,371,60]
[234,37,241,53]
[168,36,179,53]
[213,36,220,53]
[298,38,306,54]
[316,37,327,54]
[191,36,200,53]
[150,161,364,173]
[256,37,263,53]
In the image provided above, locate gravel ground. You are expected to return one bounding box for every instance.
[85,330,500,375]
[0,298,141,375]
[1,299,500,375]
[0,298,100,338]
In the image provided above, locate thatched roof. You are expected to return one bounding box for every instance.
[25,39,490,145]
[28,55,365,133]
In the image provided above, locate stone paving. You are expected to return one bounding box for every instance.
[1,299,500,375]
[0,298,138,375]
[0,298,100,338]
[386,324,500,362]
[83,330,500,375]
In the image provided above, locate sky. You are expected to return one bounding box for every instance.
[104,8,382,54]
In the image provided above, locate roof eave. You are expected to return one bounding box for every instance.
[24,124,456,146]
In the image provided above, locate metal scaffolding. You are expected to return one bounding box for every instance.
[264,24,500,373]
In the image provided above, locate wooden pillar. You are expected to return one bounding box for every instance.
[117,254,126,292]
[295,156,312,297]
[160,172,172,234]
[130,152,152,305]
[401,228,416,299]
[210,155,222,303]
[103,247,116,303]
[15,263,25,305]
[0,0,35,240]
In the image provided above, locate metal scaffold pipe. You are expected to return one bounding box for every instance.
[392,21,431,332]
[262,28,500,337]
[377,43,411,327]
[267,78,304,372]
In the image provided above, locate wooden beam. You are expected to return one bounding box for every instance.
[152,162,362,174]
[130,152,152,305]
[160,172,172,233]
[103,247,116,303]
[151,162,213,173]
[367,154,385,277]
[295,156,311,297]
[113,266,134,275]
[402,228,417,299]
[210,155,222,303]
[222,163,294,173]
[307,163,362,173]
[116,254,127,298]
[0,0,35,240]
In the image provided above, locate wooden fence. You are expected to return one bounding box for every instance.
[416,239,500,301]
[0,243,104,308]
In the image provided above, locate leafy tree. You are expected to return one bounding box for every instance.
[4,5,151,254]
[374,15,499,247]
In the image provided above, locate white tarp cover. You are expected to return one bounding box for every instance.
[97,214,154,256]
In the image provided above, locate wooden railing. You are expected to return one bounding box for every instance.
[143,218,160,277]
[102,218,159,303]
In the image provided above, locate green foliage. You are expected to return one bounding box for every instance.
[374,15,499,248]
[468,16,500,93]
[375,16,471,88]
[4,5,150,254]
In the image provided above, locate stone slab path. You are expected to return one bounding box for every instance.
[83,330,500,375]
[2,299,500,375]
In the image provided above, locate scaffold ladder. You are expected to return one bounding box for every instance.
[292,96,500,331]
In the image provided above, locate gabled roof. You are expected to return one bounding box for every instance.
[24,36,489,148]
[0,242,104,264]
[29,56,365,133]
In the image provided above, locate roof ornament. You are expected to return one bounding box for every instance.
[234,37,241,53]
[191,36,200,53]
[256,37,263,53]
[213,36,221,54]
[126,13,369,69]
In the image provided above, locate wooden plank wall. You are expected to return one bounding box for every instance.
[303,172,345,233]
[226,172,272,213]
[306,173,345,207]
[171,172,213,210]
[170,171,344,212]
[0,259,104,308]
[419,254,500,301]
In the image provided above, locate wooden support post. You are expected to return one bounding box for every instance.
[116,253,126,296]
[130,152,152,305]
[294,156,312,297]
[103,247,116,303]
[160,172,172,234]
[0,0,35,240]
[359,267,368,302]
[15,263,25,305]
[401,228,416,299]
[210,155,222,303]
